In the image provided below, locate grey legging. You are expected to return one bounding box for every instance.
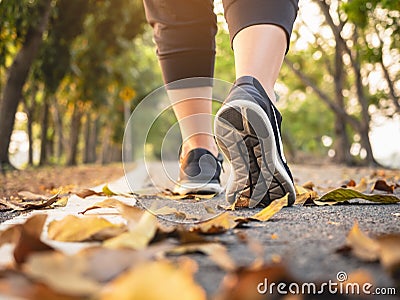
[143,0,299,85]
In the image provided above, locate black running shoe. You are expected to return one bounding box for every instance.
[214,76,296,207]
[174,148,223,195]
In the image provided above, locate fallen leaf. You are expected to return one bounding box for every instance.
[191,212,237,234]
[376,234,400,275]
[345,221,380,262]
[317,188,400,205]
[13,214,54,264]
[295,184,310,195]
[100,260,206,300]
[102,185,117,197]
[0,193,60,211]
[349,178,368,192]
[160,189,217,201]
[343,269,375,296]
[47,215,126,242]
[0,224,22,247]
[0,269,78,300]
[81,243,175,282]
[25,252,101,297]
[346,179,356,187]
[215,264,295,300]
[294,190,319,205]
[104,211,158,249]
[302,181,315,190]
[80,198,144,227]
[75,189,103,198]
[168,243,235,272]
[246,194,288,222]
[371,179,395,194]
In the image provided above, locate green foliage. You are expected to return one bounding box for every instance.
[39,0,90,94]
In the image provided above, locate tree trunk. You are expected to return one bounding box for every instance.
[83,112,91,164]
[101,126,111,165]
[39,99,50,166]
[52,100,64,163]
[67,104,82,166]
[22,83,38,166]
[332,41,353,165]
[89,118,98,163]
[0,0,52,170]
[352,30,376,165]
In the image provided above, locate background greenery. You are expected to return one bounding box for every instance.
[0,0,398,170]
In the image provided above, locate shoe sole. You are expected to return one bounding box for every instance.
[214,100,296,207]
[173,182,223,195]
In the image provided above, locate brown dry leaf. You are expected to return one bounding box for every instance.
[80,198,144,227]
[25,251,101,297]
[160,189,217,201]
[191,212,238,234]
[342,269,375,296]
[18,191,48,200]
[0,224,22,247]
[302,181,315,190]
[0,269,79,300]
[215,264,294,300]
[168,243,236,272]
[376,234,400,275]
[47,215,126,242]
[75,188,104,198]
[346,221,380,262]
[104,211,158,249]
[294,190,319,205]
[371,179,395,194]
[100,259,206,300]
[345,179,356,187]
[13,214,54,264]
[247,194,288,222]
[0,193,60,211]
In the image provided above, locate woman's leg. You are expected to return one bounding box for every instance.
[223,0,299,99]
[143,0,218,158]
[233,24,287,103]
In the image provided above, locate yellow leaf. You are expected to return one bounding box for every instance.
[104,211,158,249]
[295,185,310,195]
[294,190,319,205]
[248,194,288,222]
[47,215,126,242]
[191,212,237,234]
[102,185,116,197]
[80,198,144,227]
[100,260,206,300]
[346,221,380,262]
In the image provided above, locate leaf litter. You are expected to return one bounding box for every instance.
[0,172,399,298]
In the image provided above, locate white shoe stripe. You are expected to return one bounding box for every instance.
[271,106,287,164]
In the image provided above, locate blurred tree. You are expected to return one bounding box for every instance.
[284,0,399,166]
[0,0,52,171]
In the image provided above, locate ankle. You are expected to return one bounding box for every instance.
[181,135,219,158]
